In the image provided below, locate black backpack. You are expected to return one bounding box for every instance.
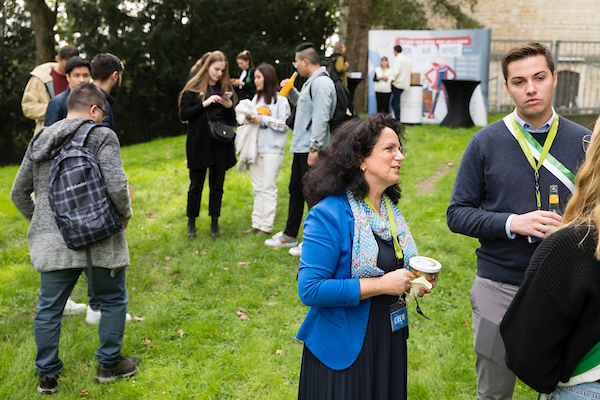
[48,121,123,294]
[323,54,341,82]
[309,72,357,133]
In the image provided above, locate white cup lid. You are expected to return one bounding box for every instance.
[409,256,442,273]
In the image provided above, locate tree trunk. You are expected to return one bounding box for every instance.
[24,0,57,65]
[345,0,374,114]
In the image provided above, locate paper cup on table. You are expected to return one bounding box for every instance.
[409,256,442,288]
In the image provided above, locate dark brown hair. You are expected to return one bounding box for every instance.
[58,45,79,61]
[501,42,555,81]
[236,50,254,68]
[67,82,105,113]
[91,53,124,82]
[303,114,405,207]
[255,63,279,105]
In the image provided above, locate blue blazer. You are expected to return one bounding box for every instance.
[297,194,371,370]
[44,87,70,127]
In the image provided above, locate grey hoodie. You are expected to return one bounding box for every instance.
[10,118,132,273]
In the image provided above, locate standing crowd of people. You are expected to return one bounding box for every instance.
[10,39,600,400]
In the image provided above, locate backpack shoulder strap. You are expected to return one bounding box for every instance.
[74,121,100,148]
[309,72,332,100]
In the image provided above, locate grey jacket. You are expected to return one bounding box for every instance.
[10,117,133,273]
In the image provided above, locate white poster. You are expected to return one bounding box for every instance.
[368,29,491,125]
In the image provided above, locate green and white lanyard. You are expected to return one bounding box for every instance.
[364,197,430,320]
[509,112,572,209]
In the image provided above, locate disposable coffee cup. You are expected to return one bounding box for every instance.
[409,256,442,288]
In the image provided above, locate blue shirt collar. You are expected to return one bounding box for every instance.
[513,108,557,134]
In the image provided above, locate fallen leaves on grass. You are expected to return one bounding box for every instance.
[266,302,278,306]
[165,256,171,261]
[223,267,229,271]
[462,319,469,327]
[133,316,145,322]
[79,389,89,396]
[146,211,155,218]
[143,337,153,347]
[236,310,249,320]
[177,329,184,338]
[276,349,284,356]
[237,262,250,268]
[187,280,195,287]
[239,284,246,290]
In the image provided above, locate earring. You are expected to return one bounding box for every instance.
[361,166,366,172]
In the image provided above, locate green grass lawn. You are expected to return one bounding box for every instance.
[0,118,537,399]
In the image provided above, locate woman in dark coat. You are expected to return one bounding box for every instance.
[179,50,236,238]
[231,50,256,101]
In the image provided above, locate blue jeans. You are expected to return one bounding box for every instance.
[549,382,600,399]
[34,267,128,377]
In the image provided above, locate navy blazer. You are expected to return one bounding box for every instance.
[44,87,70,126]
[297,194,371,370]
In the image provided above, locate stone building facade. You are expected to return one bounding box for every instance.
[428,0,600,114]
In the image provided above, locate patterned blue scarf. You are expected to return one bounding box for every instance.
[345,186,418,278]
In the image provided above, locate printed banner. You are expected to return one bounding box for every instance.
[368,29,491,125]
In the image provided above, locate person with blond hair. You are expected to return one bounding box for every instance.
[374,56,392,114]
[179,51,236,238]
[328,41,350,86]
[501,115,600,399]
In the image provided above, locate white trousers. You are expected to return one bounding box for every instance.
[248,153,284,232]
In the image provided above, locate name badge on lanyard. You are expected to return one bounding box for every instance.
[390,295,409,333]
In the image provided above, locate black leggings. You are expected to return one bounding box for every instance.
[375,92,391,114]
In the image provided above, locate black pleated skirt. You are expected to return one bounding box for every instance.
[298,293,408,400]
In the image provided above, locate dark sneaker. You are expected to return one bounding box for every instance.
[94,356,141,383]
[37,375,57,394]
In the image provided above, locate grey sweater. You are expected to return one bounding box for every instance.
[10,118,132,273]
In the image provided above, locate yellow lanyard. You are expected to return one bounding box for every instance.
[364,196,404,260]
[511,113,559,209]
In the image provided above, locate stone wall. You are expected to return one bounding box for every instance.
[461,0,599,42]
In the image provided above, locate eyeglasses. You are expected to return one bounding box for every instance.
[92,104,108,118]
[384,145,407,157]
[291,61,298,69]
[583,134,592,152]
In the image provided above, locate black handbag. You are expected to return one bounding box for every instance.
[208,121,235,144]
[203,94,235,144]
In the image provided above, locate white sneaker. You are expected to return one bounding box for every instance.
[264,231,298,247]
[63,298,87,315]
[289,242,303,256]
[86,305,132,325]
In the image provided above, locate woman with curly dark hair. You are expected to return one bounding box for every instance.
[296,113,429,399]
